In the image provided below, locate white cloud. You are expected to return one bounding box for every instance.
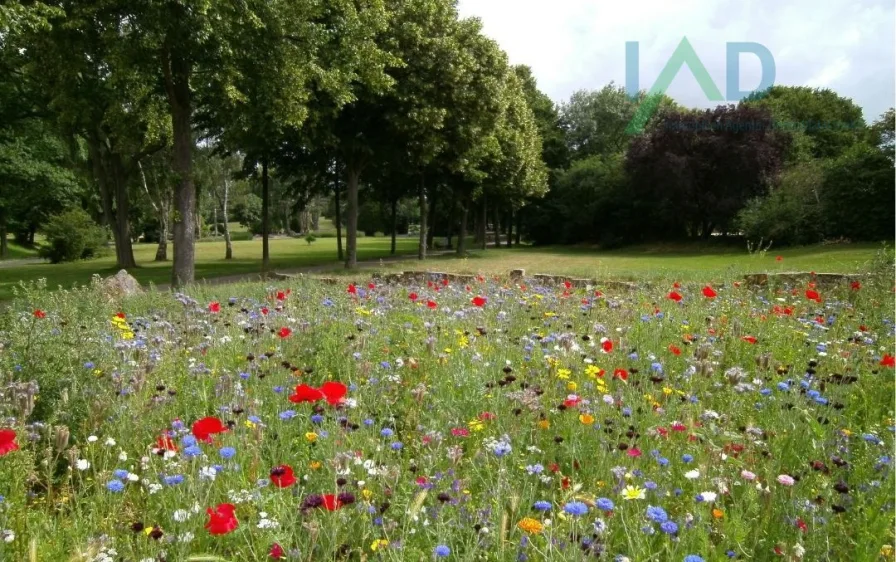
[458,0,894,120]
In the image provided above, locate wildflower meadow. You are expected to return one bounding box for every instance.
[0,266,893,562]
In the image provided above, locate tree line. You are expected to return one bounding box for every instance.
[1,2,892,283]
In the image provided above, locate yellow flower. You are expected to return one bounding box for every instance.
[621,485,646,500]
[305,432,318,443]
[362,489,373,500]
[567,382,578,392]
[517,517,544,534]
[309,460,321,470]
[596,480,605,489]
[543,312,556,318]
[370,539,389,552]
[244,419,256,429]
[662,387,673,396]
[579,414,595,425]
[458,336,469,349]
[355,307,372,316]
[585,365,602,378]
[444,348,453,354]
[468,419,485,432]
[840,428,852,437]
[556,368,571,380]
[537,419,551,430]
[880,545,893,557]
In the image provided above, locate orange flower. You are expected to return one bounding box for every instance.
[712,508,724,519]
[517,517,544,534]
[579,414,595,425]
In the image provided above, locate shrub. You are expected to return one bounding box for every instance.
[737,160,825,246]
[38,208,108,263]
[304,234,317,245]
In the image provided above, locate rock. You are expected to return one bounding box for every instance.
[101,269,143,299]
[509,269,525,280]
[743,273,768,287]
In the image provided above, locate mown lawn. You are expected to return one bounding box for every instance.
[0,236,419,301]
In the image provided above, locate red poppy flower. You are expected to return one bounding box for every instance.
[205,503,238,535]
[276,291,287,301]
[805,289,821,302]
[261,307,269,315]
[319,381,348,405]
[270,543,285,559]
[115,312,126,319]
[671,422,687,432]
[880,354,895,368]
[851,281,861,291]
[270,465,297,488]
[563,280,572,290]
[613,368,628,381]
[667,291,683,302]
[321,494,342,511]
[347,284,357,295]
[278,327,292,338]
[427,300,437,309]
[627,447,642,457]
[408,292,418,301]
[594,290,603,298]
[668,345,681,356]
[208,302,221,313]
[0,429,19,456]
[478,411,497,421]
[33,309,46,319]
[702,286,717,298]
[563,396,581,408]
[192,417,228,443]
[673,282,681,288]
[154,434,178,453]
[441,278,449,286]
[471,296,486,307]
[289,384,324,403]
[775,255,783,261]
[601,339,613,353]
[561,476,571,489]
[741,335,757,344]
[368,282,375,290]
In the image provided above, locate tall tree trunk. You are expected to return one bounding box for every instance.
[334,163,343,261]
[493,206,501,248]
[164,41,195,287]
[222,177,232,260]
[417,176,427,260]
[261,156,270,274]
[456,200,468,256]
[90,139,136,269]
[212,207,218,237]
[139,160,169,262]
[479,196,487,250]
[390,197,398,255]
[0,212,7,259]
[507,206,513,248]
[426,188,436,251]
[515,208,522,246]
[156,214,169,262]
[345,165,360,268]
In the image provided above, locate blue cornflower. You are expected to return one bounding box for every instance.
[564,501,589,516]
[651,362,663,373]
[493,442,512,457]
[373,517,383,526]
[596,497,614,511]
[657,457,670,467]
[863,434,882,444]
[684,556,705,562]
[310,414,324,424]
[113,469,129,479]
[279,410,296,420]
[622,407,632,417]
[248,416,261,424]
[660,520,678,534]
[681,454,694,463]
[726,551,737,558]
[526,464,544,475]
[645,481,658,490]
[363,418,374,426]
[380,428,394,438]
[163,475,184,486]
[239,372,250,380]
[434,545,450,557]
[181,435,197,447]
[760,388,772,396]
[183,445,202,458]
[273,386,285,394]
[391,442,404,451]
[84,362,95,369]
[776,382,790,391]
[533,501,552,511]
[106,480,125,493]
[219,447,237,460]
[645,505,668,523]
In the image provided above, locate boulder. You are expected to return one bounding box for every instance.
[101,269,143,299]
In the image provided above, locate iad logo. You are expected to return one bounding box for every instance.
[625,37,775,133]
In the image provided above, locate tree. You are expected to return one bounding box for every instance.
[820,143,895,241]
[868,108,895,161]
[626,103,790,239]
[137,150,175,261]
[746,86,866,161]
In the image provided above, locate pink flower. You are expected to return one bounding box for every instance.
[626,447,642,458]
[776,474,795,486]
[451,427,470,437]
[740,470,757,481]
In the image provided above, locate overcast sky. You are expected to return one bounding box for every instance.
[457,0,895,121]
